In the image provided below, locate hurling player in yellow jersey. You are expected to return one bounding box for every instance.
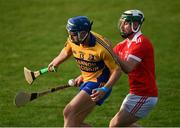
[48,16,121,127]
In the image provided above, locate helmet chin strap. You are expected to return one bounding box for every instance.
[69,32,89,45]
[121,23,141,38]
[131,22,141,33]
[78,32,89,43]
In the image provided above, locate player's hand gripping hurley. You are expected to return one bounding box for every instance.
[24,66,57,85]
[14,79,76,107]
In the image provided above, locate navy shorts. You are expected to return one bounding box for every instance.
[80,81,112,105]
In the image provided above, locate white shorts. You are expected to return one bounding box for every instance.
[120,93,158,118]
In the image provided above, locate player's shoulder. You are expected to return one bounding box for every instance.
[138,34,154,48]
[137,34,152,44]
[91,31,112,47]
[114,39,127,49]
[65,37,73,45]
[118,39,127,45]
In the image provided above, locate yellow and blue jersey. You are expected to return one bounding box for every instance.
[63,31,119,84]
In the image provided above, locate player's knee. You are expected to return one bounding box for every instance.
[109,115,138,127]
[109,118,119,127]
[63,104,71,119]
[109,112,124,127]
[63,104,75,119]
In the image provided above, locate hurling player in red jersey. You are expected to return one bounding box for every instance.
[109,10,158,127]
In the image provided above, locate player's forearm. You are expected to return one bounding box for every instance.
[104,67,121,88]
[90,67,121,102]
[116,57,134,74]
[51,49,70,67]
[119,61,132,73]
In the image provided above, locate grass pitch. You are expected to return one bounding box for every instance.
[0,0,180,127]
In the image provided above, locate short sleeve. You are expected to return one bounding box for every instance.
[63,39,72,56]
[128,40,149,62]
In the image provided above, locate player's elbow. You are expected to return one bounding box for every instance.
[122,67,133,74]
[115,66,122,77]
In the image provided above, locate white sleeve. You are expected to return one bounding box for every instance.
[127,54,142,62]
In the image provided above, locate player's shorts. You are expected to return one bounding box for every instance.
[120,93,158,118]
[80,81,112,106]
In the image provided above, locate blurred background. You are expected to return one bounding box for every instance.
[0,0,180,126]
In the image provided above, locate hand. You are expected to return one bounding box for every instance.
[91,86,110,102]
[91,89,106,102]
[74,75,84,87]
[48,63,57,72]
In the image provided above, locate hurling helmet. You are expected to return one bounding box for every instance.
[121,9,145,24]
[66,16,92,32]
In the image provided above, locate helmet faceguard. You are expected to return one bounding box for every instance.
[66,16,93,45]
[119,10,145,38]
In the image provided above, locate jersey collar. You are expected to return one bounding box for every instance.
[88,32,96,47]
[127,31,142,48]
[131,31,142,43]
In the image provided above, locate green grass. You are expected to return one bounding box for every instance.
[0,0,180,127]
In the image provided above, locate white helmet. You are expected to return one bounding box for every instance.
[121,10,145,24]
[120,9,145,33]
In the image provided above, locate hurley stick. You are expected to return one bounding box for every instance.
[24,67,57,85]
[15,83,73,107]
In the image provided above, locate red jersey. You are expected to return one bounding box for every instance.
[114,31,158,97]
